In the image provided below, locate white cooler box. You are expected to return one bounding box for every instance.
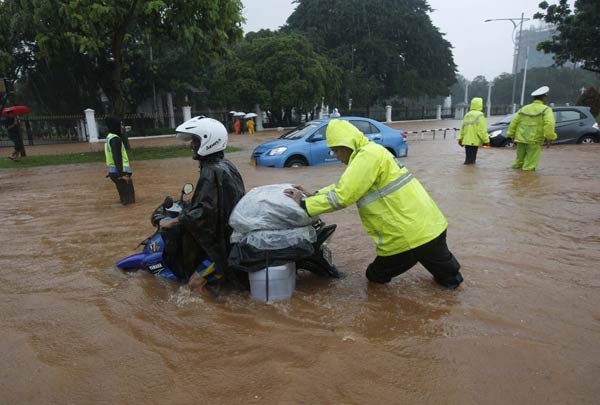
[249,262,296,302]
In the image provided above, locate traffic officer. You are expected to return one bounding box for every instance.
[104,116,135,205]
[284,119,463,289]
[507,86,557,171]
[458,97,490,164]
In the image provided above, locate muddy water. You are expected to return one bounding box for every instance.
[1,130,599,404]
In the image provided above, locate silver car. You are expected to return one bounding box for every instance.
[488,106,600,147]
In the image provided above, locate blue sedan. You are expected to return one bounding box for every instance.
[251,117,408,168]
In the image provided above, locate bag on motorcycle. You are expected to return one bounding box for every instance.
[229,183,317,234]
[228,184,318,272]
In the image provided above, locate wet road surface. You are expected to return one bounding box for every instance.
[1,120,599,404]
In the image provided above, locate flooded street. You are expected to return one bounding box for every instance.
[1,122,599,404]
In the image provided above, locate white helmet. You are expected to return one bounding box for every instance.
[175,116,228,156]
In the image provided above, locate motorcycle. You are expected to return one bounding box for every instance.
[115,183,340,284]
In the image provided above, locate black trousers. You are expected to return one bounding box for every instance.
[365,230,463,289]
[464,145,478,164]
[109,173,136,205]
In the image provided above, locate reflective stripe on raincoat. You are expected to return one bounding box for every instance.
[458,97,490,146]
[507,100,557,145]
[305,119,448,256]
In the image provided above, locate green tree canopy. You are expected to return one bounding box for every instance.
[206,31,341,126]
[535,0,600,73]
[285,0,456,107]
[0,0,244,114]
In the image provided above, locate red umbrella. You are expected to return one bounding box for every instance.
[2,105,30,116]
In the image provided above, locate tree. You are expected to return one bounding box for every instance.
[206,32,341,126]
[535,0,600,73]
[577,86,600,118]
[285,0,457,108]
[0,0,244,115]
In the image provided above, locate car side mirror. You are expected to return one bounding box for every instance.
[310,134,325,142]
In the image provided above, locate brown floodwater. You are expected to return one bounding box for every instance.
[1,123,599,404]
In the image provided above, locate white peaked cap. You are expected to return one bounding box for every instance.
[531,86,550,96]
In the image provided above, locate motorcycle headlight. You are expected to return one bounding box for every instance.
[489,130,503,138]
[268,147,288,156]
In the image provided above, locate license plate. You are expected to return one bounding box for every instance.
[250,159,256,166]
[321,244,333,266]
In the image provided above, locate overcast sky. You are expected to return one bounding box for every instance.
[241,0,574,81]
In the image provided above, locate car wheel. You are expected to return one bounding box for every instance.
[504,139,515,148]
[578,134,598,144]
[284,156,307,168]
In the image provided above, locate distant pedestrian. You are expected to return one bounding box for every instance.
[457,97,489,164]
[104,116,135,205]
[4,111,25,161]
[247,118,255,135]
[507,86,557,171]
[233,118,241,135]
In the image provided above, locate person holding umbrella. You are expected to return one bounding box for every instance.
[244,113,257,135]
[4,110,25,161]
[2,106,30,160]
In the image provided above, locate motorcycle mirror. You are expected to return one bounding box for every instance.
[182,183,194,195]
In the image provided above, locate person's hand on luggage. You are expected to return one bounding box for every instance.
[283,187,304,205]
[291,184,313,196]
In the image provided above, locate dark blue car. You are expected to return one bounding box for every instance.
[251,117,408,168]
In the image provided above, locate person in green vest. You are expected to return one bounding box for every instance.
[458,97,490,164]
[104,116,135,205]
[284,119,463,289]
[507,86,557,171]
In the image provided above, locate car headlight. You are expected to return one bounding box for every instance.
[267,147,288,156]
[488,130,503,138]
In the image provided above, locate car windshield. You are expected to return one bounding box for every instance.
[279,122,322,140]
[495,113,516,125]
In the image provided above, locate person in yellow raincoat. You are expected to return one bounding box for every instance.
[246,118,255,134]
[284,119,463,289]
[507,86,557,171]
[458,97,489,164]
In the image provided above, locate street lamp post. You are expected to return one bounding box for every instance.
[519,46,530,106]
[485,13,530,113]
[486,82,494,118]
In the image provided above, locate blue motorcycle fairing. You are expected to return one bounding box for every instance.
[116,232,217,283]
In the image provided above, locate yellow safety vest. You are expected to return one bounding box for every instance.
[105,133,131,173]
[507,100,557,145]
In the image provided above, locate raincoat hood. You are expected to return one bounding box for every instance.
[326,119,369,151]
[470,97,483,111]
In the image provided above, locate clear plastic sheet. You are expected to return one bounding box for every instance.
[229,184,318,249]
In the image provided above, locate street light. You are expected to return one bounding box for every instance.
[486,82,494,118]
[485,12,530,112]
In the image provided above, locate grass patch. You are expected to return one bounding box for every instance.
[0,145,241,169]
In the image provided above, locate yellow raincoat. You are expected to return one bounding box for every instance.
[507,100,556,145]
[305,120,448,256]
[507,99,557,171]
[458,98,489,146]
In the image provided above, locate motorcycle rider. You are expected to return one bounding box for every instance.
[157,117,246,296]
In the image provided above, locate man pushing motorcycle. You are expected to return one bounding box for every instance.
[157,117,246,296]
[285,119,463,289]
